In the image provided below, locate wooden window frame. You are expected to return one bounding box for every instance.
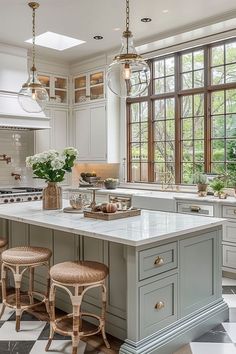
[127,38,236,184]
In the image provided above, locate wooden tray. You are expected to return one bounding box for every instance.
[83,208,141,220]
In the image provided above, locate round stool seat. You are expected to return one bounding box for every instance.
[2,246,52,265]
[50,261,109,284]
[0,238,7,249]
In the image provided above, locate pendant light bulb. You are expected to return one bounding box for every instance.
[107,0,150,98]
[123,63,131,80]
[18,2,49,113]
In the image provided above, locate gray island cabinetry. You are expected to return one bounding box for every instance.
[0,201,228,354]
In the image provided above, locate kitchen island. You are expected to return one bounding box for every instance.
[0,201,228,354]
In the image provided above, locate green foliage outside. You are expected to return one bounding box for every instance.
[129,42,236,185]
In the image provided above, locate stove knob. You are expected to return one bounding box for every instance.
[34,196,38,200]
[4,199,8,203]
[16,198,21,202]
[10,198,14,203]
[28,197,32,201]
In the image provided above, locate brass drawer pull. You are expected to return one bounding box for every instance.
[190,205,201,212]
[154,256,164,266]
[155,301,165,310]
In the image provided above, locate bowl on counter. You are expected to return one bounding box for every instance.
[104,179,118,190]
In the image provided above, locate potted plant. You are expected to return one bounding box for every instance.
[210,178,227,199]
[193,172,208,196]
[26,147,79,210]
[104,178,119,189]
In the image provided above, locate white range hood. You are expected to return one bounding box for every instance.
[0,93,50,130]
[0,44,50,131]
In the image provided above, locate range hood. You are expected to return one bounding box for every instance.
[0,93,50,130]
[0,45,50,131]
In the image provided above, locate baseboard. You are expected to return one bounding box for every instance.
[120,299,228,354]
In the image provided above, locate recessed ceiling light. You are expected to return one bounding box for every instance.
[113,27,121,31]
[93,35,104,40]
[25,31,86,51]
[162,9,169,13]
[141,17,152,23]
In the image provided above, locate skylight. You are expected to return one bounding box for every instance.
[25,31,86,51]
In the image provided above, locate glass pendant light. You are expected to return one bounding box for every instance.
[18,2,49,113]
[107,0,150,98]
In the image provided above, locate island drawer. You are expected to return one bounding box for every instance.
[222,206,236,220]
[223,221,236,243]
[223,245,236,269]
[177,202,214,216]
[139,274,177,338]
[139,242,177,280]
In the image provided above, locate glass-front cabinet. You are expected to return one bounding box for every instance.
[74,70,105,104]
[38,74,68,104]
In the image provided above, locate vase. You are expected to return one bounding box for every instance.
[197,183,208,197]
[42,182,62,210]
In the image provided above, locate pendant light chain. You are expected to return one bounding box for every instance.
[125,0,130,55]
[126,0,130,32]
[32,5,36,71]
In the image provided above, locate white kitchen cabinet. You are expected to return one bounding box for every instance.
[74,69,105,104]
[38,73,68,105]
[74,104,106,161]
[35,107,69,154]
[74,90,119,163]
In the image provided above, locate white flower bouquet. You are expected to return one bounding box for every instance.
[26,147,79,183]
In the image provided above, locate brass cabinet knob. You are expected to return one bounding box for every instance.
[155,301,165,310]
[154,256,164,266]
[190,205,201,212]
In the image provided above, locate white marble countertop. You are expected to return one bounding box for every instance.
[66,187,236,205]
[0,200,225,246]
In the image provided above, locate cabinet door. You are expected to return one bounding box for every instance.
[51,109,68,152]
[90,104,106,160]
[75,108,90,160]
[34,109,51,153]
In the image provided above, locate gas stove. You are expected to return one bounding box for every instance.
[0,187,43,204]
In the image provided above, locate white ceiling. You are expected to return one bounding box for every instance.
[1,0,236,63]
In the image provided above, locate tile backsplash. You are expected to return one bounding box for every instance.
[72,163,120,186]
[0,130,34,186]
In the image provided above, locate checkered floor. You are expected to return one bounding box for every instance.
[0,306,121,354]
[175,278,236,354]
[0,278,236,354]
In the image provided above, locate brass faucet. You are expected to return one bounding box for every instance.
[0,154,11,164]
[11,173,21,181]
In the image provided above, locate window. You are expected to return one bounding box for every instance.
[127,39,236,184]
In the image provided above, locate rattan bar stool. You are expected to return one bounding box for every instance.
[46,261,110,354]
[0,246,52,331]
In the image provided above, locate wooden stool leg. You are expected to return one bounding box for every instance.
[13,267,22,332]
[101,283,110,349]
[0,263,7,319]
[28,267,34,305]
[45,284,56,352]
[45,262,51,314]
[71,286,82,354]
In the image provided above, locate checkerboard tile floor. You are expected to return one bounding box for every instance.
[0,306,121,354]
[175,278,236,354]
[0,278,236,354]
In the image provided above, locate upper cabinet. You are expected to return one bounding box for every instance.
[38,74,68,105]
[74,69,105,104]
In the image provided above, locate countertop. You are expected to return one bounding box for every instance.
[0,200,225,246]
[66,187,236,205]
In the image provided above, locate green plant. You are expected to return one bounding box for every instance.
[210,178,225,193]
[193,172,208,185]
